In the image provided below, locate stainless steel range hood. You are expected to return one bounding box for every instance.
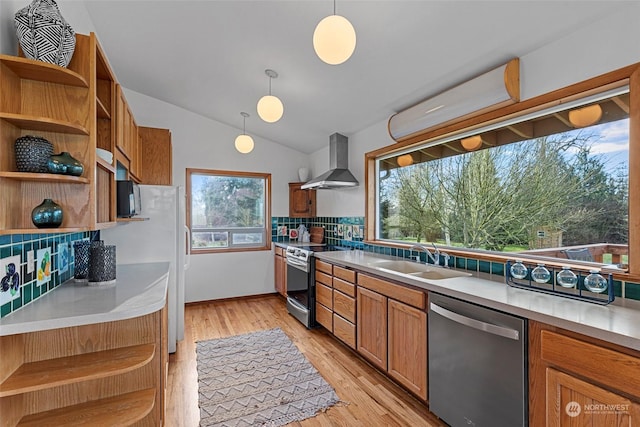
[301,133,359,189]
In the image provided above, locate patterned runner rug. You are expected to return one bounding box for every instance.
[196,328,340,426]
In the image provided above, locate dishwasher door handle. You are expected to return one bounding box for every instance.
[430,302,520,340]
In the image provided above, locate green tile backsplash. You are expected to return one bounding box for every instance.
[0,231,95,318]
[271,216,640,303]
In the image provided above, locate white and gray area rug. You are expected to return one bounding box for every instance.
[196,328,340,426]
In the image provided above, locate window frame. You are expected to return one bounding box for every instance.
[186,168,272,254]
[365,63,640,279]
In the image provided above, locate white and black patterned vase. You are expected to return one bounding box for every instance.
[14,0,76,68]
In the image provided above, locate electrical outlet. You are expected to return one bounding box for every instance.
[27,250,34,273]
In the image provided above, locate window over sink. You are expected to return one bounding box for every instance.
[186,169,271,253]
[367,65,639,274]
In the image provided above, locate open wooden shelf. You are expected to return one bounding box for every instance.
[0,112,89,135]
[117,217,149,222]
[0,55,88,88]
[17,388,156,427]
[0,227,87,236]
[96,155,115,173]
[95,221,118,230]
[0,344,155,397]
[0,171,90,184]
[96,97,110,119]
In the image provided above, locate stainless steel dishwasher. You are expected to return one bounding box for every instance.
[428,293,527,427]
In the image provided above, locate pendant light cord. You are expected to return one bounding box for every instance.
[333,0,336,15]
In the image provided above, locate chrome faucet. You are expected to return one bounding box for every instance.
[409,243,439,265]
[409,243,450,268]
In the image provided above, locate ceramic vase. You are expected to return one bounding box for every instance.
[48,151,84,176]
[298,167,309,182]
[31,198,63,228]
[15,135,53,173]
[14,0,76,67]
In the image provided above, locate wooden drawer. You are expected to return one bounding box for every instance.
[333,277,355,297]
[316,302,333,331]
[357,273,425,309]
[316,283,333,309]
[275,246,284,256]
[333,290,356,323]
[315,271,333,287]
[334,265,356,283]
[333,314,356,349]
[315,259,333,274]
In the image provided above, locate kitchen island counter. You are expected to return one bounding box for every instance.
[0,262,169,336]
[314,250,640,351]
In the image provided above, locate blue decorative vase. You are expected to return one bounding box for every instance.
[31,198,63,228]
[48,152,84,176]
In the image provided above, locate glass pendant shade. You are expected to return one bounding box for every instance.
[235,112,254,154]
[397,154,413,167]
[568,104,602,128]
[461,135,483,151]
[313,14,356,65]
[235,134,254,154]
[257,95,284,123]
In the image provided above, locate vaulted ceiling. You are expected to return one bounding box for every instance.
[84,1,627,154]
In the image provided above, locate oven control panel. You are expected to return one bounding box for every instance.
[286,246,311,262]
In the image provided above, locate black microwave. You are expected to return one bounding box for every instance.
[116,180,141,217]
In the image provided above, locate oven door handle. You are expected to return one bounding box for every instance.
[287,257,309,273]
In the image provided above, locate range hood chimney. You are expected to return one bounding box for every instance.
[301,133,359,189]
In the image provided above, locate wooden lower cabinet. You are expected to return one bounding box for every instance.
[546,368,640,426]
[356,287,388,370]
[333,314,356,349]
[316,302,333,331]
[274,247,286,297]
[0,307,165,426]
[529,320,640,426]
[387,299,427,400]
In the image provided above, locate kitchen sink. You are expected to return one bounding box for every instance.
[371,259,471,280]
[407,269,471,280]
[371,260,427,273]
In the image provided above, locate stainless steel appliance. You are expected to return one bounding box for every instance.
[285,244,350,328]
[285,246,315,328]
[428,293,527,427]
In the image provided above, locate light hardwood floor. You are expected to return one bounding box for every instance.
[165,295,444,427]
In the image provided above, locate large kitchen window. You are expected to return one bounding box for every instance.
[187,169,271,253]
[368,66,639,274]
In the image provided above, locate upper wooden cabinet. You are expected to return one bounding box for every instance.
[289,182,316,218]
[0,32,118,234]
[139,127,172,185]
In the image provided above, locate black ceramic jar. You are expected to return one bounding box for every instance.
[15,135,53,173]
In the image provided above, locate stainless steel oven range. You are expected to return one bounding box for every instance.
[285,246,316,328]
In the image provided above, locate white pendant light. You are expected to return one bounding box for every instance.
[313,0,356,65]
[235,112,254,154]
[257,69,284,123]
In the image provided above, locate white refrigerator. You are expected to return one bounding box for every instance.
[101,185,190,353]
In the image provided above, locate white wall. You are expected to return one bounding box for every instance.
[311,2,640,218]
[124,89,310,302]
